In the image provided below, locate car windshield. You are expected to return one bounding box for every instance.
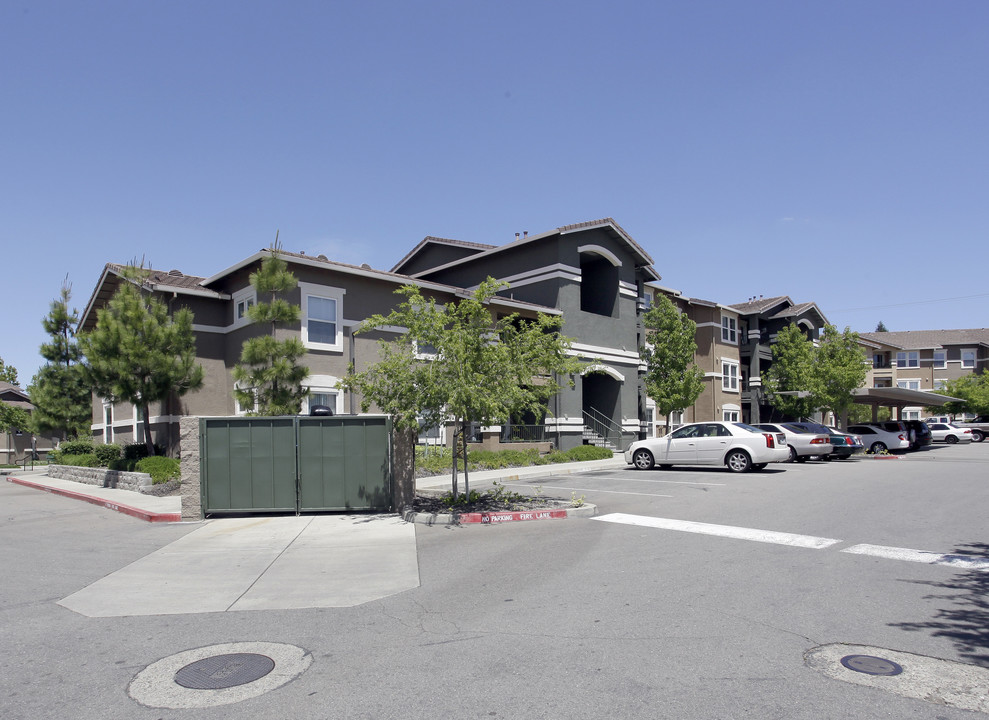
[733,423,764,434]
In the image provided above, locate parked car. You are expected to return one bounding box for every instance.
[871,420,931,450]
[847,423,911,454]
[789,422,864,460]
[625,421,789,473]
[927,422,974,444]
[753,422,833,462]
[950,415,989,443]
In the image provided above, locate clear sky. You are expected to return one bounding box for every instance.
[3,1,988,386]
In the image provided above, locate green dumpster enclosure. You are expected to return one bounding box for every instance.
[200,415,393,514]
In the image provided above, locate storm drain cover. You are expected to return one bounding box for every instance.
[174,653,275,689]
[840,654,904,676]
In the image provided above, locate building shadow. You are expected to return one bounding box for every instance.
[889,541,989,667]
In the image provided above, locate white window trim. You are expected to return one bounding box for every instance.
[932,350,946,369]
[723,409,740,422]
[897,378,921,391]
[721,315,738,345]
[234,382,258,416]
[896,351,920,368]
[300,282,345,352]
[232,287,257,329]
[961,348,976,369]
[721,360,739,392]
[303,375,344,415]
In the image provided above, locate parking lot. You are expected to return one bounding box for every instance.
[3,441,988,719]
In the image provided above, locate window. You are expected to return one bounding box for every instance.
[962,349,976,369]
[103,401,114,444]
[232,287,256,328]
[670,410,684,430]
[303,375,343,415]
[723,409,740,422]
[301,283,345,351]
[873,354,886,368]
[896,351,919,368]
[902,409,921,420]
[721,315,737,343]
[897,379,920,391]
[934,379,947,391]
[722,360,739,391]
[133,403,146,438]
[235,385,257,415]
[933,350,946,369]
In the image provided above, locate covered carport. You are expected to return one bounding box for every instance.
[849,387,962,423]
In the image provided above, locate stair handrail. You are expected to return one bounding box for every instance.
[582,406,627,450]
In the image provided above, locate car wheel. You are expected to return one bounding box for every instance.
[787,446,798,463]
[869,441,887,454]
[632,448,655,470]
[752,463,767,471]
[725,449,751,473]
[971,430,985,443]
[945,435,958,444]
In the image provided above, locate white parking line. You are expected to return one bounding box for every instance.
[593,513,842,549]
[842,544,989,571]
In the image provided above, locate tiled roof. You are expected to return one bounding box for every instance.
[107,264,207,291]
[859,328,989,349]
[728,295,791,314]
[390,236,496,273]
[557,217,655,266]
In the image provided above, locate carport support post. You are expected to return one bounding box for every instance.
[179,416,203,520]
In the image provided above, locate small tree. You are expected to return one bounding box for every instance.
[875,320,889,332]
[812,325,868,428]
[79,271,204,455]
[0,401,29,436]
[0,357,18,385]
[930,373,989,417]
[641,295,704,433]
[28,278,92,440]
[764,324,818,419]
[342,278,579,505]
[232,243,309,415]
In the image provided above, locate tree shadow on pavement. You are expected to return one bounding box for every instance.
[889,541,989,667]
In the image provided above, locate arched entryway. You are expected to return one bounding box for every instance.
[581,365,623,449]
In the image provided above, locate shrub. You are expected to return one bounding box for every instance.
[123,443,165,461]
[60,440,95,456]
[563,445,614,462]
[108,458,138,472]
[59,453,101,468]
[136,456,181,484]
[93,444,121,466]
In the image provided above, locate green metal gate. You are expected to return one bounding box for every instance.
[200,416,392,514]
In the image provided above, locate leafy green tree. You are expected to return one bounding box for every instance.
[0,357,18,385]
[930,373,989,417]
[0,401,29,435]
[28,279,92,440]
[764,324,818,419]
[79,272,204,456]
[812,325,868,428]
[232,243,309,415]
[641,295,704,432]
[341,278,579,506]
[848,404,891,424]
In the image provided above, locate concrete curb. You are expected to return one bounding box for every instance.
[402,502,597,526]
[7,476,182,523]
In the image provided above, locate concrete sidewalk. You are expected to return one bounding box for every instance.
[414,454,627,491]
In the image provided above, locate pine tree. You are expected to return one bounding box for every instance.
[232,243,309,415]
[641,295,705,433]
[79,271,204,455]
[28,279,92,440]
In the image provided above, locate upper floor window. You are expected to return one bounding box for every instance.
[873,354,887,368]
[300,282,345,352]
[962,349,976,368]
[721,316,737,343]
[896,351,919,368]
[932,350,946,369]
[722,360,739,391]
[232,287,256,328]
[934,379,947,391]
[897,379,920,391]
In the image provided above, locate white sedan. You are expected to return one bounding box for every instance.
[927,422,974,444]
[625,422,790,473]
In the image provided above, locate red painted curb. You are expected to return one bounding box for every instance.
[7,476,181,523]
[869,455,901,459]
[457,509,569,524]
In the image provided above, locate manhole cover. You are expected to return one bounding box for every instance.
[840,654,903,676]
[174,653,275,689]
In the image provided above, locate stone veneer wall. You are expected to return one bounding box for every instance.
[46,464,152,493]
[179,416,202,521]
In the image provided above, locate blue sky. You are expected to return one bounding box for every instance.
[3,1,988,385]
